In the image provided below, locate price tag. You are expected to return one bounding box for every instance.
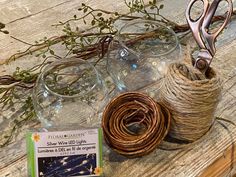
[27,128,103,177]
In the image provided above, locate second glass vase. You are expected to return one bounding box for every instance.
[107,19,182,91]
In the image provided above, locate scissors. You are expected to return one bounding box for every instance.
[186,0,233,74]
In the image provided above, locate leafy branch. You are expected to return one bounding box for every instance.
[0,97,36,148]
[3,0,174,64]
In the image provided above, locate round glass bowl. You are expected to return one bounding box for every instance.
[33,58,108,127]
[107,20,182,91]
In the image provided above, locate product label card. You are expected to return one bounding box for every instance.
[27,128,103,177]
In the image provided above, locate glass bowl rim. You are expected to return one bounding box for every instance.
[116,19,180,58]
[36,57,104,98]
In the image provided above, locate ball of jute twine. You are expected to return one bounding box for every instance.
[102,92,171,158]
[159,62,222,145]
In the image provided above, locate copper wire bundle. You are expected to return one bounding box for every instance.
[160,62,222,143]
[102,92,170,158]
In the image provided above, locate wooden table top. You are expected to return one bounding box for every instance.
[0,0,236,176]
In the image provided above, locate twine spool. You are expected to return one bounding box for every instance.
[160,62,222,143]
[102,92,170,157]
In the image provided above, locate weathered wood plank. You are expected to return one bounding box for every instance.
[0,0,72,23]
[199,144,236,177]
[0,0,236,177]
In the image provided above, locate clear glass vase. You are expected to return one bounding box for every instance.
[32,58,108,127]
[107,19,182,91]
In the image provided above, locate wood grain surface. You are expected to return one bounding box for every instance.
[0,0,236,177]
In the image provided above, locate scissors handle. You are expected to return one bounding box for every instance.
[202,0,233,56]
[186,0,209,50]
[186,0,233,74]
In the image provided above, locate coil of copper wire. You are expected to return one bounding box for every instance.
[102,92,171,158]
